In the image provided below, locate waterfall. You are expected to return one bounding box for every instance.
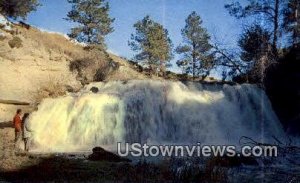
[27,80,286,152]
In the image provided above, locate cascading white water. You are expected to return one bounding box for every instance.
[27,80,286,152]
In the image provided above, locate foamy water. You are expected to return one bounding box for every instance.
[27,80,286,152]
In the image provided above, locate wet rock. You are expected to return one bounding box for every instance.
[88,147,131,162]
[90,87,99,93]
[65,85,75,92]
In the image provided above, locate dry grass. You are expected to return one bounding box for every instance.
[32,75,68,104]
[0,23,153,108]
[14,24,116,84]
[14,25,84,60]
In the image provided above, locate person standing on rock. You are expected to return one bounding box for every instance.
[13,109,22,148]
[22,113,31,151]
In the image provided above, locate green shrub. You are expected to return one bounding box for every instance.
[69,58,94,73]
[69,53,113,84]
[8,36,23,48]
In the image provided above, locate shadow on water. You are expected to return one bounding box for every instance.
[122,81,285,144]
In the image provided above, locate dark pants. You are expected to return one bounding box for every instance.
[24,138,31,151]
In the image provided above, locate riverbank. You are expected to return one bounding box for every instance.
[1,124,300,182]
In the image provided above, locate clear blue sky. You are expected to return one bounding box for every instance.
[27,0,243,73]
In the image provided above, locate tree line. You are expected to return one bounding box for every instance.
[0,0,299,83]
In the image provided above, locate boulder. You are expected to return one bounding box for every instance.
[90,87,99,93]
[88,147,131,162]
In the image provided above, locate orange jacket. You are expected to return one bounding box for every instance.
[13,114,22,132]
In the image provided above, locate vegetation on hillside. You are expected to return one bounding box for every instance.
[8,36,22,48]
[0,0,298,84]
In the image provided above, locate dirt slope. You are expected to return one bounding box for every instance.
[0,21,148,122]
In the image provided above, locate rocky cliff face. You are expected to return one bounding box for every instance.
[0,17,81,121]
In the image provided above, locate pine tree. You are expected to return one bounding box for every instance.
[66,0,114,49]
[225,0,284,58]
[176,11,213,80]
[238,24,272,83]
[238,24,271,62]
[129,15,173,75]
[283,0,300,46]
[0,0,40,19]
